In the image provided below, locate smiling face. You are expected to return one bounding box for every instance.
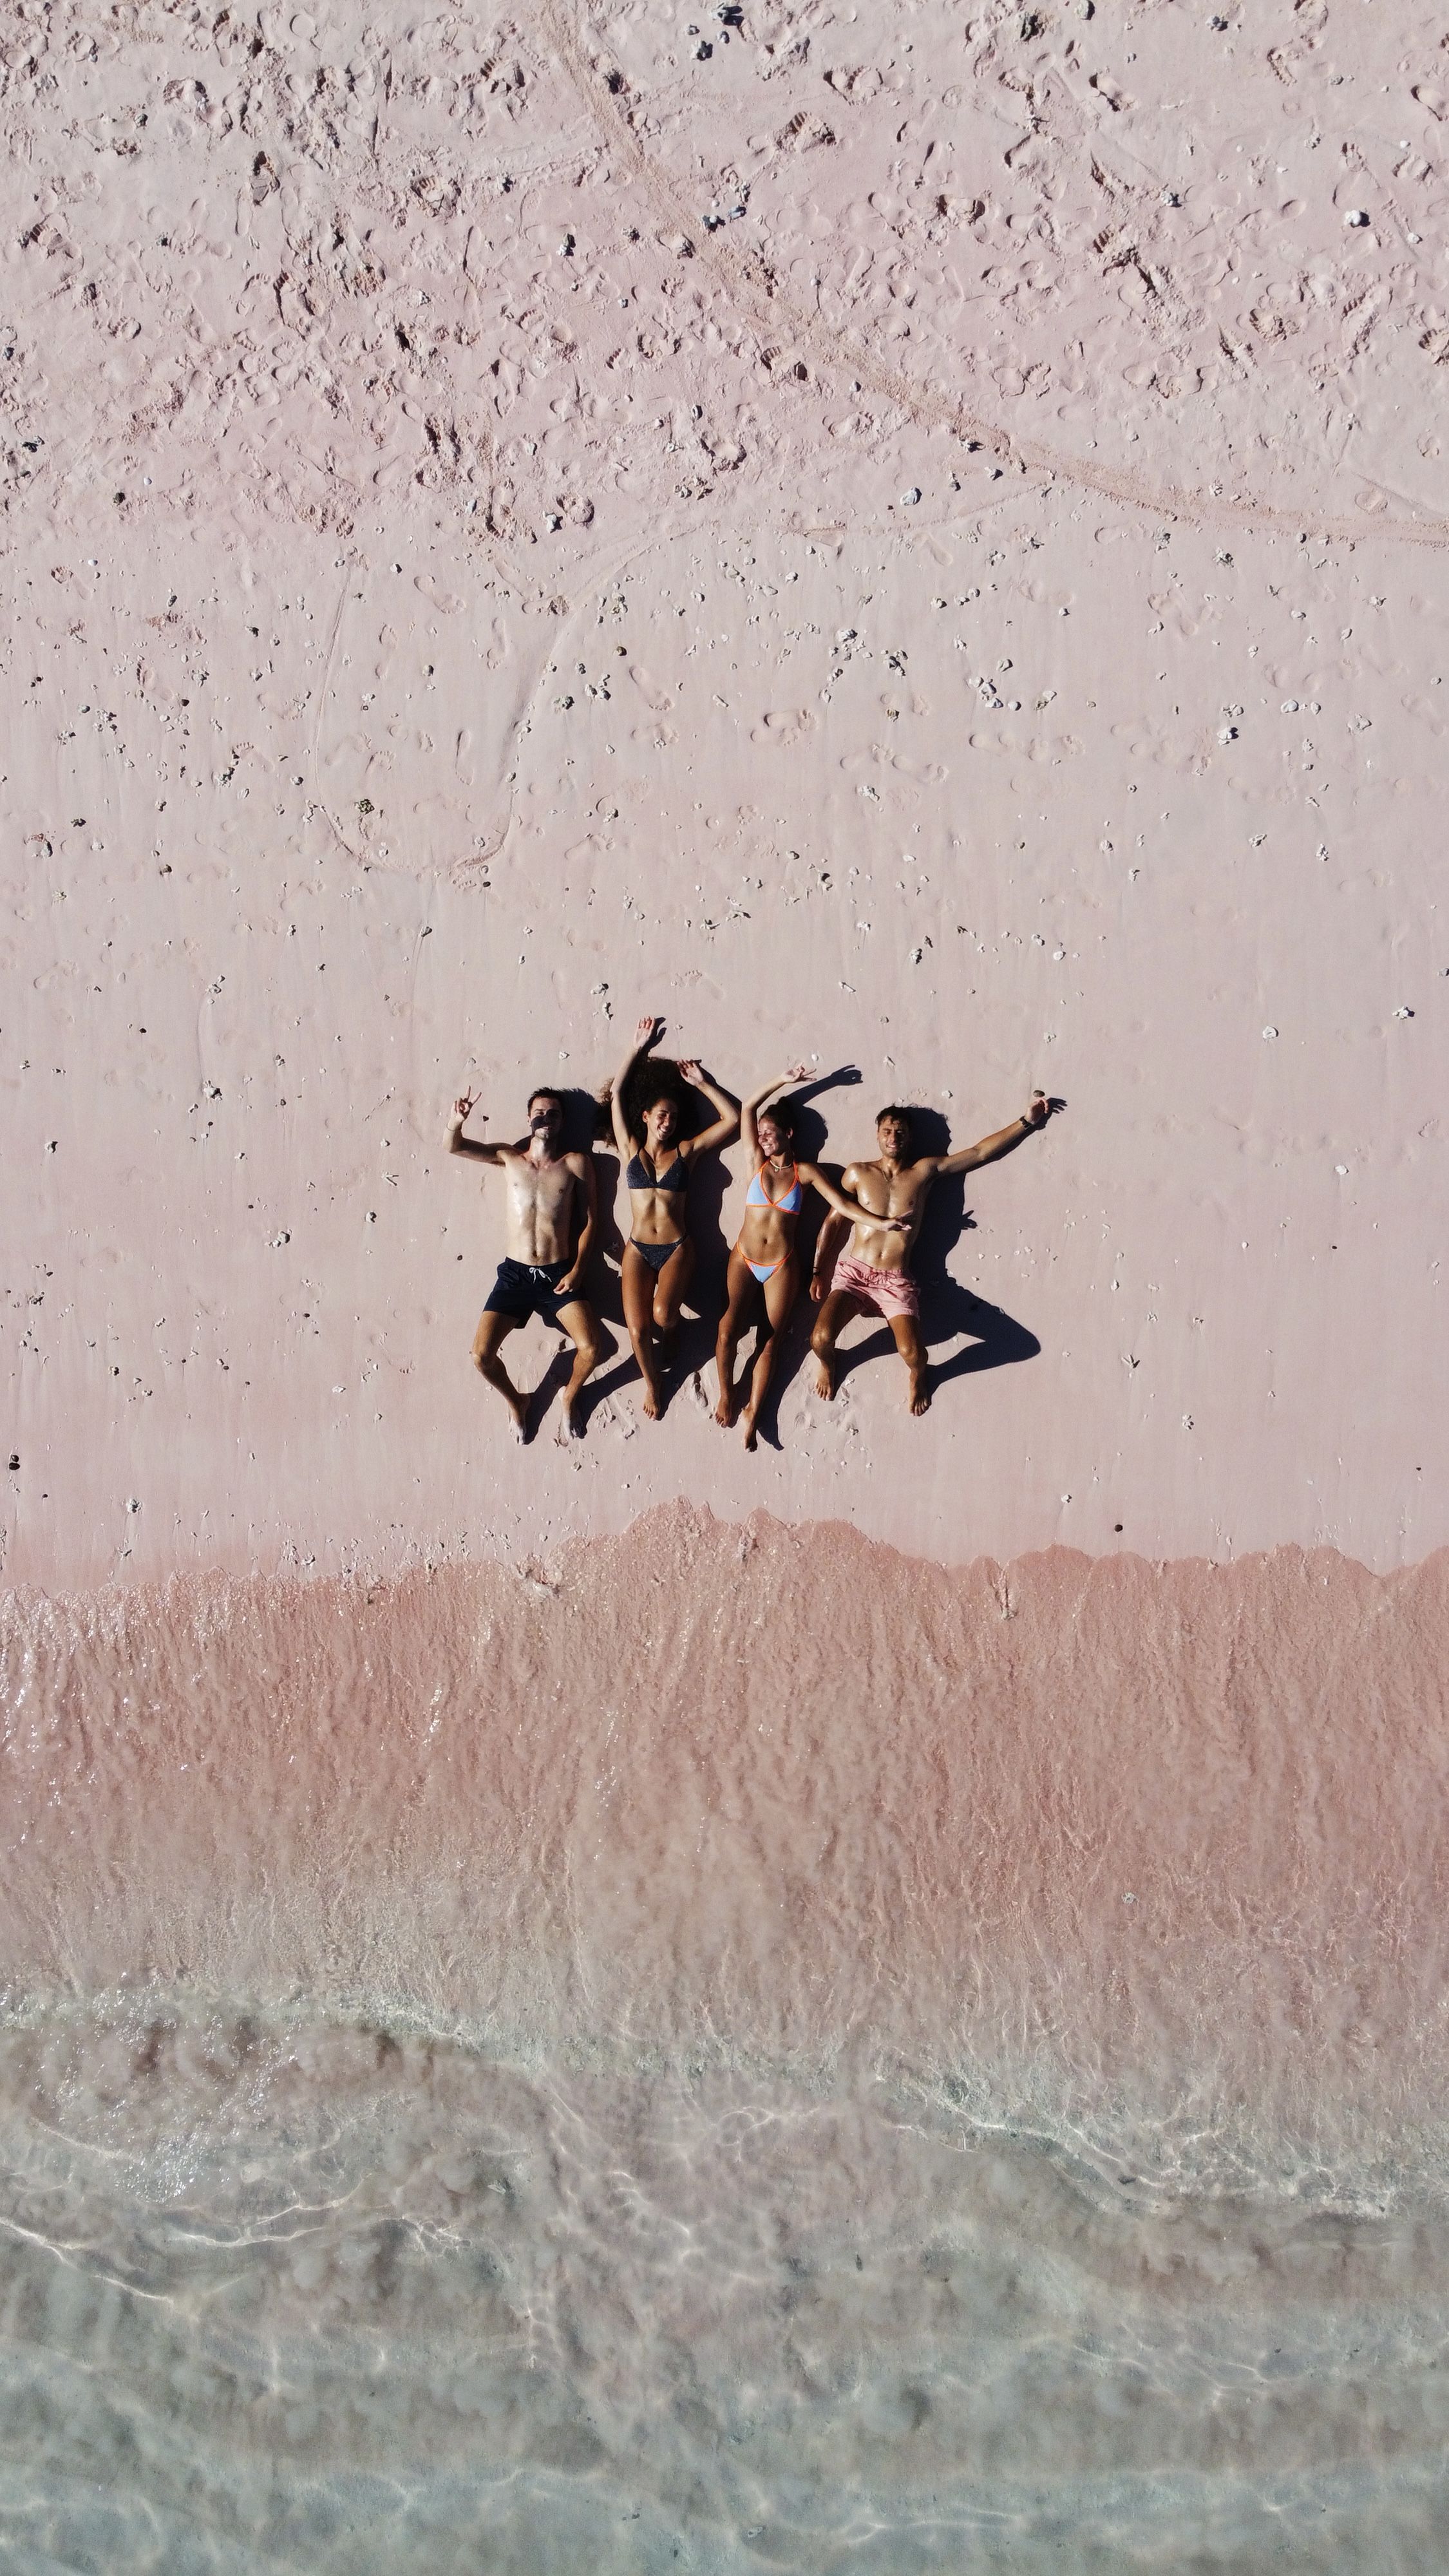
[643,1095,679,1150]
[757,1111,793,1162]
[527,1090,564,1145]
[876,1110,912,1161]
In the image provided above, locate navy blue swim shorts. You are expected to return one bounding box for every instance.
[484,1257,577,1326]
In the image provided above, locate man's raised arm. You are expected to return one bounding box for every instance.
[938,1090,1056,1177]
[447,1090,509,1163]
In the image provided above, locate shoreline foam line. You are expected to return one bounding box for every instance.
[5,1508,1446,2164]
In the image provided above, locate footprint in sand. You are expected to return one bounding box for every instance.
[628,665,674,714]
[415,573,464,613]
[752,708,814,746]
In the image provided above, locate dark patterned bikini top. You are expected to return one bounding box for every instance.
[627,1150,688,1193]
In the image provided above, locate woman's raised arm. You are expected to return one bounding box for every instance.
[798,1162,905,1228]
[739,1064,810,1162]
[611,1014,661,1160]
[677,1061,741,1159]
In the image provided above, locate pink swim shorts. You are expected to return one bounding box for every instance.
[830,1253,920,1321]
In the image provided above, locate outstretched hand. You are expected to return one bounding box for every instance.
[453,1089,478,1122]
[782,1061,811,1083]
[635,1014,663,1050]
[1025,1088,1062,1128]
[677,1057,704,1084]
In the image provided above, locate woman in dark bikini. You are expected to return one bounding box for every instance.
[714,1067,901,1449]
[609,1015,739,1419]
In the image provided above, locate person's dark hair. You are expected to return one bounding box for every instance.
[875,1103,913,1132]
[622,1055,690,1144]
[757,1099,797,1139]
[527,1086,565,1116]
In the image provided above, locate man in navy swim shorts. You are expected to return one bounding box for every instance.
[447,1083,602,1439]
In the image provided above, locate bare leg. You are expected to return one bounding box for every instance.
[889,1313,931,1416]
[621,1245,665,1419]
[652,1236,695,1374]
[554,1301,603,1437]
[714,1251,757,1428]
[741,1255,799,1450]
[471,1311,530,1441]
[810,1289,860,1401]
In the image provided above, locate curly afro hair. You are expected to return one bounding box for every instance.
[620,1054,695,1145]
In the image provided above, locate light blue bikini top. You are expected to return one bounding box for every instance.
[746,1160,803,1215]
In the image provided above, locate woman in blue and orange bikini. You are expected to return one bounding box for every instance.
[714,1066,901,1449]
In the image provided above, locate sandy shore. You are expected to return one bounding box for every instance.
[3,0,1446,1586]
[6,1517,1448,2138]
[6,24,1449,2555]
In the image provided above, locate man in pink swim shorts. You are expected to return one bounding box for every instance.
[810,1091,1059,1416]
[828,1249,922,1323]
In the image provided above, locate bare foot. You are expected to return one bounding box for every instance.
[562,1397,585,1440]
[715,1385,737,1428]
[741,1409,759,1452]
[908,1372,931,1417]
[641,1386,661,1421]
[813,1355,836,1401]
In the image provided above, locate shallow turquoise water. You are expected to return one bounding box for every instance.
[4,2008,1449,2573]
[5,1538,1448,2564]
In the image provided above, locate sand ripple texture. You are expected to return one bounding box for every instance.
[4,8,1449,2564]
[5,3,1449,1584]
[3,1514,1449,2568]
[5,0,1448,558]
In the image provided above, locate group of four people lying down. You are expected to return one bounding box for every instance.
[448,1014,1059,1447]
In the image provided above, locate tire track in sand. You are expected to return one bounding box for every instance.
[540,0,1449,553]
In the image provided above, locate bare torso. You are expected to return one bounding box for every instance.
[498,1146,587,1263]
[839,1158,934,1272]
[736,1155,804,1269]
[627,1146,689,1247]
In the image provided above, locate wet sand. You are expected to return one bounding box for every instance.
[4,6,1449,2562]
[6,1511,1449,2569]
[6,1511,1447,2162]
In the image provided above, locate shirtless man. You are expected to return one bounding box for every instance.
[810,1091,1057,1416]
[448,1084,602,1439]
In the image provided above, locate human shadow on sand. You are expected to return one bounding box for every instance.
[580,1064,867,1428]
[498,1086,622,1442]
[706,1068,862,1446]
[744,1101,1043,1441]
[540,1083,1045,1437]
[569,1064,734,1425]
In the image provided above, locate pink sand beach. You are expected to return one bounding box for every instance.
[3,2,1449,2562]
